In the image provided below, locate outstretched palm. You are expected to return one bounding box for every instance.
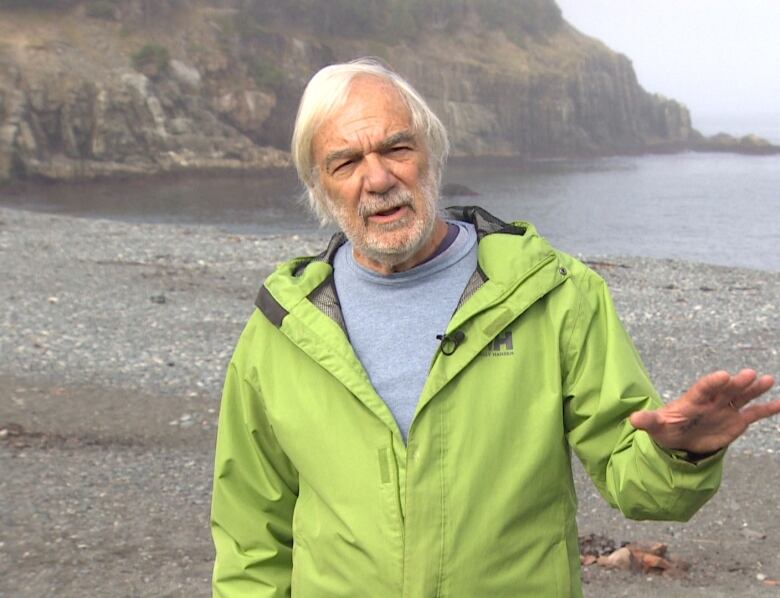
[630,369,779,454]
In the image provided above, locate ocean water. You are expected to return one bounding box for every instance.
[2,152,778,271]
[443,152,780,272]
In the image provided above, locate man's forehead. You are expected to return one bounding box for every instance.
[312,77,416,155]
[331,77,409,124]
[345,74,403,102]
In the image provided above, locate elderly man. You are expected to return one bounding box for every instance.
[210,59,778,597]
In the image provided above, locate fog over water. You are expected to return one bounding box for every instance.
[556,0,780,142]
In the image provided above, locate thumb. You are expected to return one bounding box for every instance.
[629,409,662,433]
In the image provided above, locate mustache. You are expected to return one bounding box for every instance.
[358,189,415,219]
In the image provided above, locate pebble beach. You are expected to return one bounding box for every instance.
[1,204,779,597]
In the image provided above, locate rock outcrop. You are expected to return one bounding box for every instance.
[690,131,780,155]
[0,18,289,183]
[0,0,774,184]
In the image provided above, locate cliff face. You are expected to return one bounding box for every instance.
[375,29,693,158]
[0,0,698,183]
[0,4,291,183]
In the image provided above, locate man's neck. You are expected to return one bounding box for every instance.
[353,217,449,275]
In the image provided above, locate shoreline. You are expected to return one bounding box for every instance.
[2,142,779,190]
[1,205,779,597]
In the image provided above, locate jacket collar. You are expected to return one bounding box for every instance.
[257,205,549,326]
[299,205,526,272]
[444,205,526,238]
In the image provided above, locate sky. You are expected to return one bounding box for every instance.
[555,0,780,140]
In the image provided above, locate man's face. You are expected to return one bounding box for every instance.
[311,76,439,272]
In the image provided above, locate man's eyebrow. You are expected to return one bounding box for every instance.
[375,131,417,152]
[323,130,417,172]
[324,148,361,172]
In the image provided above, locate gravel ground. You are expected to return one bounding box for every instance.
[1,205,779,597]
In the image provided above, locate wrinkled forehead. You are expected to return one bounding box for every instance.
[315,75,413,141]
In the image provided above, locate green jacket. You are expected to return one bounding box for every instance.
[211,206,723,597]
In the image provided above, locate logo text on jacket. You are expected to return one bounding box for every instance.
[479,330,514,357]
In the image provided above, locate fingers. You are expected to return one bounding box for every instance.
[730,374,775,409]
[687,369,774,409]
[726,368,759,392]
[686,370,731,405]
[714,368,758,408]
[717,371,774,410]
[740,395,780,425]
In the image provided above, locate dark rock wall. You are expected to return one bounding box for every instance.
[0,0,711,183]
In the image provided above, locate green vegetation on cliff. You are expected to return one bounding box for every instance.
[0,0,75,7]
[85,0,117,19]
[237,0,561,43]
[130,44,170,76]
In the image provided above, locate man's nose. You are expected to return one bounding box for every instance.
[362,153,396,194]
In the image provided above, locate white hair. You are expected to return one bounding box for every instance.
[291,58,449,224]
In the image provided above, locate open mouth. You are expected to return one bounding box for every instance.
[373,206,404,217]
[361,195,414,223]
[365,205,411,225]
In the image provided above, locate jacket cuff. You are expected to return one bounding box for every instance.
[647,436,727,468]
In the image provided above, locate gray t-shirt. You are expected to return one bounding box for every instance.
[333,221,478,440]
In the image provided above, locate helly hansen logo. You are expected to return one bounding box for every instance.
[492,331,513,351]
[480,330,514,357]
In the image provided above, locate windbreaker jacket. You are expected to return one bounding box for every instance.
[211,206,723,597]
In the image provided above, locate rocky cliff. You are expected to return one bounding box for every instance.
[0,0,770,184]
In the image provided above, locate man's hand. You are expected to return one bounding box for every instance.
[629,369,779,454]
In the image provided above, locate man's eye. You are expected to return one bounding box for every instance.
[390,146,412,154]
[332,160,354,173]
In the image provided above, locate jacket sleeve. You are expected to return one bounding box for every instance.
[562,268,723,521]
[211,360,299,597]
